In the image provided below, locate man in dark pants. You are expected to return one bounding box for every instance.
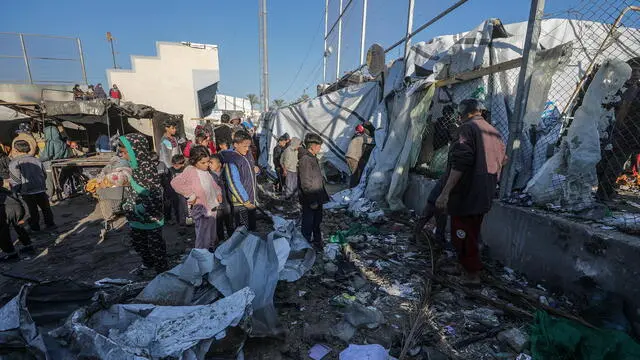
[298,133,329,249]
[9,140,56,231]
[436,99,506,283]
[273,133,289,193]
[220,130,258,231]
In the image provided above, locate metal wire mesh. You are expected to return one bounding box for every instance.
[512,0,640,232]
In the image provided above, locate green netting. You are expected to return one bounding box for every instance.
[531,311,640,360]
[328,223,379,244]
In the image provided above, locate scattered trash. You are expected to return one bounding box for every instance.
[497,328,530,352]
[94,278,133,287]
[298,290,307,297]
[324,262,339,275]
[331,321,357,342]
[324,243,341,260]
[329,223,378,244]
[331,293,357,307]
[383,281,416,299]
[309,343,332,360]
[343,303,385,329]
[516,354,532,360]
[444,325,457,336]
[462,307,500,328]
[339,344,389,360]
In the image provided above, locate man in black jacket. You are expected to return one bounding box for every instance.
[273,133,289,192]
[436,99,506,282]
[298,133,329,249]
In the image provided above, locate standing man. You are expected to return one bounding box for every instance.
[345,124,375,187]
[273,133,289,192]
[436,99,506,283]
[220,130,258,231]
[109,84,122,104]
[298,133,329,249]
[159,119,181,169]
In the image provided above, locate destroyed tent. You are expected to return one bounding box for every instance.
[259,82,380,175]
[266,17,640,212]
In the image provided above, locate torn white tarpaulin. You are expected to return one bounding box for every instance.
[0,285,50,360]
[208,218,315,336]
[526,60,632,210]
[52,287,254,360]
[259,82,381,175]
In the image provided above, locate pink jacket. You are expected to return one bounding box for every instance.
[170,165,221,215]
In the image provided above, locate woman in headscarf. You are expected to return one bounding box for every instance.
[118,133,168,274]
[39,125,72,161]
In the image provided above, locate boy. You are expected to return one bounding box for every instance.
[169,154,188,226]
[0,187,33,261]
[9,140,55,231]
[158,119,181,169]
[298,133,330,248]
[217,139,230,152]
[209,154,234,242]
[219,130,258,231]
[273,134,289,193]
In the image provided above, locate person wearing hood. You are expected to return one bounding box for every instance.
[10,123,37,158]
[219,130,257,231]
[39,125,72,198]
[280,137,301,199]
[118,133,169,274]
[298,133,330,248]
[346,124,375,188]
[94,83,108,99]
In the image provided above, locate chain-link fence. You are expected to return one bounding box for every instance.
[0,32,87,85]
[510,0,640,232]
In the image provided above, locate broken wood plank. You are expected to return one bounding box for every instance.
[435,58,522,88]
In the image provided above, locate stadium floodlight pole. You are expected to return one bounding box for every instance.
[77,38,88,85]
[19,34,33,84]
[359,0,368,65]
[336,0,343,80]
[260,0,270,111]
[106,32,117,69]
[323,0,329,83]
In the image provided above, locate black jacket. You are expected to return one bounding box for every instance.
[445,115,506,216]
[297,148,329,207]
[0,187,27,224]
[273,144,286,169]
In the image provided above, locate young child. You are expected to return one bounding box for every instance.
[118,134,169,274]
[9,140,55,231]
[171,146,222,250]
[151,152,172,223]
[169,154,188,226]
[0,187,33,261]
[217,139,230,152]
[209,154,234,242]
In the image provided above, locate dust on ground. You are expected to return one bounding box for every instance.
[0,185,586,360]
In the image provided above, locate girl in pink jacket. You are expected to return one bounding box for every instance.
[171,146,222,250]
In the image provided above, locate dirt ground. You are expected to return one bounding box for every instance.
[0,185,591,360]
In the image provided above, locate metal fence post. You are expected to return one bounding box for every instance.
[323,0,329,83]
[336,0,343,80]
[499,0,545,199]
[77,38,88,85]
[19,34,33,84]
[359,0,368,65]
[403,0,416,76]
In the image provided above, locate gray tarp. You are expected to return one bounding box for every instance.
[44,99,110,117]
[0,285,49,360]
[259,82,381,175]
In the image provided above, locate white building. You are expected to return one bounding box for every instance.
[106,41,220,137]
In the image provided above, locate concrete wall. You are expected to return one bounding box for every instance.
[106,42,220,138]
[403,173,640,307]
[0,83,73,103]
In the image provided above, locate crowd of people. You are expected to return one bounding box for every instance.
[72,83,122,103]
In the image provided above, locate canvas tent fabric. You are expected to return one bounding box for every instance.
[259,82,380,175]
